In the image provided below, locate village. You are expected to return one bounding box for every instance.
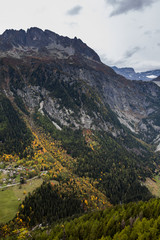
[0,162,48,188]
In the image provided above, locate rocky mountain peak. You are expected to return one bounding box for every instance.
[0,27,101,62]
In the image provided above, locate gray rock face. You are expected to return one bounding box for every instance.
[15,84,116,135]
[0,28,101,62]
[12,57,160,143]
[53,60,160,143]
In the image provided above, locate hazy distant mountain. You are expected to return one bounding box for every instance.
[112,66,160,81]
[153,75,160,82]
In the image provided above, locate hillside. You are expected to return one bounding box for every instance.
[29,198,160,240]
[1,28,160,238]
[2,198,160,239]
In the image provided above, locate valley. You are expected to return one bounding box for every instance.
[0,28,160,239]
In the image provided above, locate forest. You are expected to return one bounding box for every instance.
[30,198,160,240]
[33,111,155,204]
[0,94,33,156]
[2,197,160,239]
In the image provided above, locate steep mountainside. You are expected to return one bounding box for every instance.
[1,28,160,145]
[112,66,160,81]
[1,28,160,237]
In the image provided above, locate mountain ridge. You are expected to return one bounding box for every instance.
[0,27,101,62]
[1,28,160,144]
[112,66,160,81]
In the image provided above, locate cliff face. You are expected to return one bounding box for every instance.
[0,27,100,61]
[1,28,160,145]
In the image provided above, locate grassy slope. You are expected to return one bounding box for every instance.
[0,178,43,223]
[0,188,18,224]
[144,175,160,197]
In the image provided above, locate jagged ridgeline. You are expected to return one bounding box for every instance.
[0,28,160,238]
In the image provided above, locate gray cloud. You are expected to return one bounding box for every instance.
[68,22,78,27]
[106,0,157,16]
[67,5,82,16]
[100,54,127,67]
[100,47,141,68]
[157,43,160,46]
[124,47,141,58]
[139,25,144,29]
[144,31,152,35]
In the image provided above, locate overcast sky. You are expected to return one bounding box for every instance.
[0,0,160,71]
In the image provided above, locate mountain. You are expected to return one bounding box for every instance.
[112,66,160,81]
[1,27,160,237]
[151,76,160,90]
[0,27,100,62]
[1,28,160,144]
[153,75,160,82]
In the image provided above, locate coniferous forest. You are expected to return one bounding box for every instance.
[31,198,160,240]
[2,197,160,239]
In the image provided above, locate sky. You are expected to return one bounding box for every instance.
[0,0,160,72]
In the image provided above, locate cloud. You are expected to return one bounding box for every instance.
[100,54,127,67]
[124,47,141,58]
[144,31,152,35]
[66,5,82,16]
[157,43,160,46]
[100,53,160,72]
[67,22,78,27]
[100,47,141,69]
[138,25,144,29]
[105,0,157,16]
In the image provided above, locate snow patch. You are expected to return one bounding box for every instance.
[147,75,157,79]
[52,121,62,131]
[38,101,44,115]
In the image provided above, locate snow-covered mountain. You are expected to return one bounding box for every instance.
[112,66,160,81]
